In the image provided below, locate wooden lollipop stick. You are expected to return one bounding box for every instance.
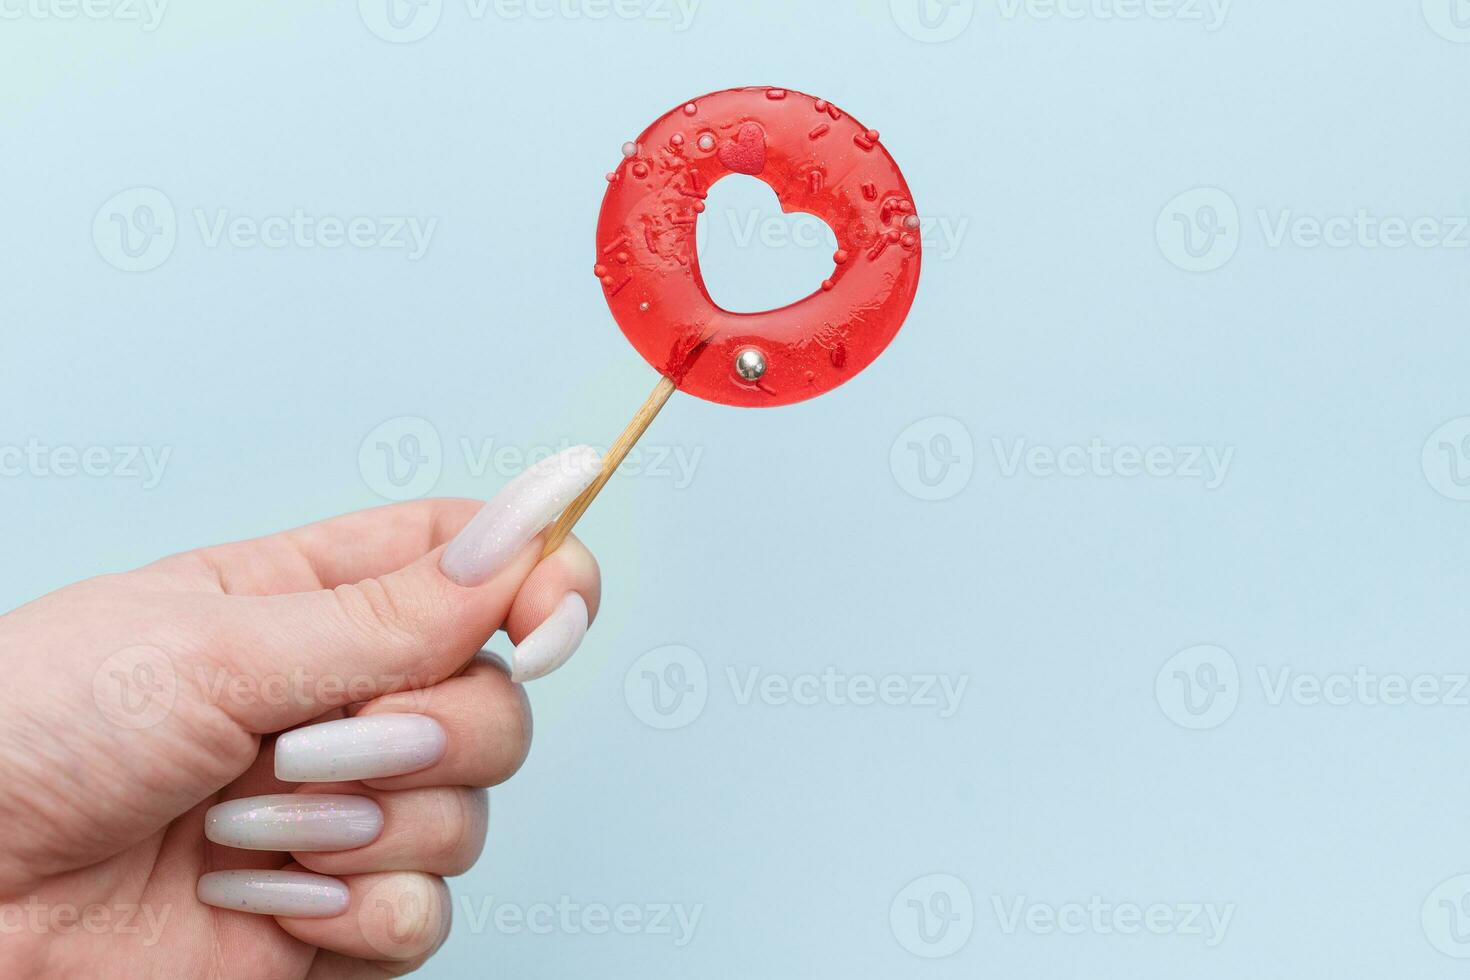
[541,374,678,557]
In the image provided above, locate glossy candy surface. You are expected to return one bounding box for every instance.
[596,87,922,408]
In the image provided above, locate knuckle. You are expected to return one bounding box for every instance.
[486,683,533,784]
[334,578,416,648]
[433,788,487,873]
[425,791,466,866]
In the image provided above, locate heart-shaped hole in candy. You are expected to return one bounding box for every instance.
[695,175,838,314]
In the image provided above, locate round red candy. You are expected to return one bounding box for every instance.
[595,87,922,408]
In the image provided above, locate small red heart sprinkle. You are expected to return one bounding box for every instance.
[718,122,767,176]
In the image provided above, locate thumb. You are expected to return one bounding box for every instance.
[208,447,602,732]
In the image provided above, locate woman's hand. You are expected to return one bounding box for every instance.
[0,446,603,978]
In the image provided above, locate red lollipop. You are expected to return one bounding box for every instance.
[545,86,922,552]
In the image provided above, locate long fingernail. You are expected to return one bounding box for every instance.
[440,445,603,587]
[275,714,446,783]
[197,869,349,918]
[512,593,589,683]
[205,794,383,852]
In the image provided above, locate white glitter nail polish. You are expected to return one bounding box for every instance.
[275,714,446,783]
[439,445,602,588]
[512,593,589,683]
[197,869,349,918]
[205,794,383,851]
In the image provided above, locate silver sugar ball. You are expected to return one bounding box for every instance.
[735,348,767,381]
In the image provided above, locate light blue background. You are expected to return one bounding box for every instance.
[4,0,1470,976]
